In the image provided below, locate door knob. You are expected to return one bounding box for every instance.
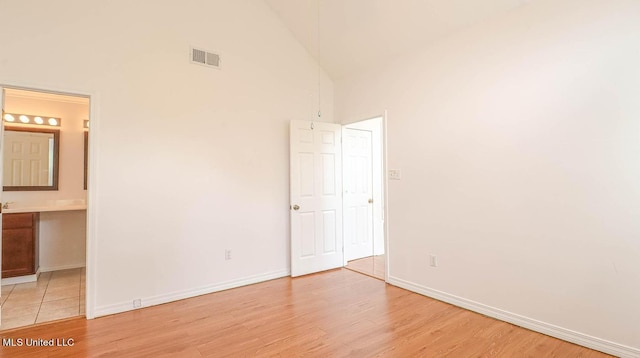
[368,198,373,204]
[292,205,300,211]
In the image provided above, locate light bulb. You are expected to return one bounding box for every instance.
[3,114,14,122]
[48,118,58,126]
[34,116,44,124]
[20,115,29,123]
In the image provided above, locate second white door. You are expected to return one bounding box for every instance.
[343,128,374,262]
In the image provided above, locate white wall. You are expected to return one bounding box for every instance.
[0,0,334,316]
[3,95,88,271]
[336,0,640,355]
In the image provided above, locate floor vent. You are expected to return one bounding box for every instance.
[191,47,221,69]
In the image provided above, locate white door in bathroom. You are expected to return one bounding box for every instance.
[342,128,374,262]
[3,132,52,186]
[290,120,343,277]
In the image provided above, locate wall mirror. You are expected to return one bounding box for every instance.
[3,126,60,191]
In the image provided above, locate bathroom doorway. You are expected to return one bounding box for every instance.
[342,116,386,281]
[0,87,90,330]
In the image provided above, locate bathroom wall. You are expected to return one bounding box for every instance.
[38,211,86,271]
[3,94,88,271]
[3,94,89,203]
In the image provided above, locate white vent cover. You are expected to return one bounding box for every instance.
[191,47,221,69]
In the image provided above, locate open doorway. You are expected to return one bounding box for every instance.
[0,87,89,330]
[342,116,385,280]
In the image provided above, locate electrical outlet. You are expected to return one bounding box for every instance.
[389,169,402,180]
[133,299,142,308]
[430,255,438,267]
[225,249,232,260]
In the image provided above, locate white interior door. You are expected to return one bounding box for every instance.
[343,128,374,261]
[290,120,343,277]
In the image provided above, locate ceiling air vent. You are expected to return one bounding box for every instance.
[191,47,221,69]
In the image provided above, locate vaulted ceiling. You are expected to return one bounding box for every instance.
[265,0,532,80]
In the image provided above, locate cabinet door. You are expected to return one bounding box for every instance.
[2,227,35,277]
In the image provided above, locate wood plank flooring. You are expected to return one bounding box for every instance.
[345,255,386,280]
[0,269,611,357]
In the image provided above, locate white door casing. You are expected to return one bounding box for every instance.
[343,128,374,261]
[0,88,4,325]
[290,120,343,277]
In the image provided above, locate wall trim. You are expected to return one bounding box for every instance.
[1,263,85,287]
[94,269,290,318]
[388,276,640,358]
[1,270,40,286]
[39,264,86,273]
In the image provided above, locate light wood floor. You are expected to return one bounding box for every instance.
[0,269,611,357]
[346,255,385,280]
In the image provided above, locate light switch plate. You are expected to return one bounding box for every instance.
[389,169,401,180]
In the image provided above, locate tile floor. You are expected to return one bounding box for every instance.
[345,254,386,280]
[0,268,85,330]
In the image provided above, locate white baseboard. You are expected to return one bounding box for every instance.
[94,269,290,318]
[1,265,86,286]
[388,276,639,358]
[1,270,40,286]
[39,263,86,273]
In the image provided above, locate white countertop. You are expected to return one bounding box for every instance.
[3,199,87,214]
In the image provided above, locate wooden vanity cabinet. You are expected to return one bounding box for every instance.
[2,212,39,278]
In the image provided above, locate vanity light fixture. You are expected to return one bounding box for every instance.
[2,113,61,127]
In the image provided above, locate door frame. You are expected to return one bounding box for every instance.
[0,83,98,320]
[0,88,4,321]
[341,112,389,282]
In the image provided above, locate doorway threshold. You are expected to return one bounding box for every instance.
[345,255,385,281]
